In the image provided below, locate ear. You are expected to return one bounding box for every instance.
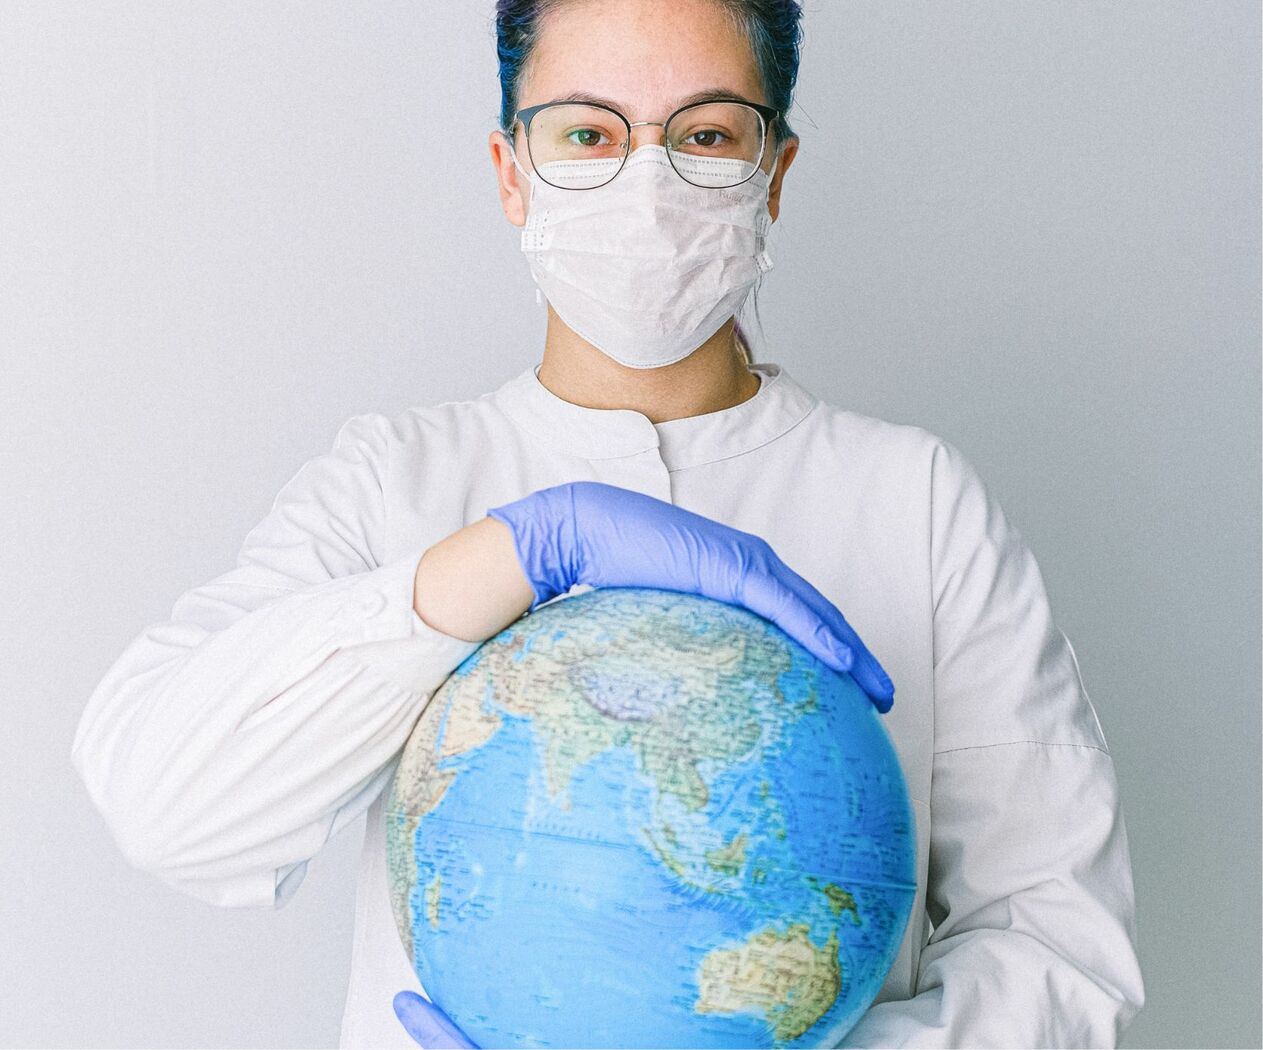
[765,136,799,223]
[489,128,529,227]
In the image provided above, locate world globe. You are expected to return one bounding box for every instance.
[384,585,917,1049]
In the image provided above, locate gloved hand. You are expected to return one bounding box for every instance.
[393,991,478,1049]
[486,481,895,712]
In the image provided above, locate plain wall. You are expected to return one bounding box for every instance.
[1,1,1258,1047]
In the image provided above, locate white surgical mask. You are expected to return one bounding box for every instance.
[513,144,775,370]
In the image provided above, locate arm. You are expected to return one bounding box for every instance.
[69,413,499,909]
[413,515,535,643]
[839,438,1145,1048]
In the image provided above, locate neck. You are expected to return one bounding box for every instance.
[535,309,761,425]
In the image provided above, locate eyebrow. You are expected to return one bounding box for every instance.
[552,88,758,113]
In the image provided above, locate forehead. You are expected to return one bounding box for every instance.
[520,0,765,114]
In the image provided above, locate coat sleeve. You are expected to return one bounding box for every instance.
[69,413,481,910]
[839,437,1146,1049]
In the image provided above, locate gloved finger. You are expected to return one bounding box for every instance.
[392,991,480,1049]
[744,548,896,712]
[779,561,894,708]
[733,564,855,674]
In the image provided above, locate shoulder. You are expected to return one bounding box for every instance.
[802,392,966,486]
[329,385,506,461]
[796,392,1003,550]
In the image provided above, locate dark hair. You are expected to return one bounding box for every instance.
[494,0,805,364]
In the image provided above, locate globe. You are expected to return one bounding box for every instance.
[384,586,917,1049]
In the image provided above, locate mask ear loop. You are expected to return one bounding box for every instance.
[505,128,537,202]
[505,128,545,308]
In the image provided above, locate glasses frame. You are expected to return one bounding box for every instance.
[506,96,782,190]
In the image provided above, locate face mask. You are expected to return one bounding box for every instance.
[513,144,775,370]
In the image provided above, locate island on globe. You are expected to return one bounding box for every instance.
[384,585,917,1049]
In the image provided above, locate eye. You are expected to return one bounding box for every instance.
[566,127,610,148]
[682,128,729,149]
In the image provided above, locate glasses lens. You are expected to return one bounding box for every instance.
[527,104,628,189]
[665,102,765,187]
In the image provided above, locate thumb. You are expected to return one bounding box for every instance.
[392,990,480,1049]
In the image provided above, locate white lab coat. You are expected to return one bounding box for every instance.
[70,360,1145,1048]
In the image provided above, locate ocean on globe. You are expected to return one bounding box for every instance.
[384,586,916,1049]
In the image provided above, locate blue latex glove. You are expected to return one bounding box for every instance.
[486,480,895,711]
[393,991,477,1049]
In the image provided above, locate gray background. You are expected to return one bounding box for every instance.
[1,1,1258,1047]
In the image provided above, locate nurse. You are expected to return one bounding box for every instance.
[68,0,1145,1046]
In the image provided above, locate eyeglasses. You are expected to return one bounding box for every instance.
[504,97,781,191]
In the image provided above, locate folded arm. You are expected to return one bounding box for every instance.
[70,413,479,908]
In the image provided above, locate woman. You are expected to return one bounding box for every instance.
[69,1,1145,1047]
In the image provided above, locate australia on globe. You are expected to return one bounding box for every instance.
[384,585,917,1048]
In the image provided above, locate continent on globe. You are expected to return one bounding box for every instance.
[695,924,842,1042]
[384,586,917,1048]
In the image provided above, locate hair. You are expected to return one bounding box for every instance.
[493,0,805,365]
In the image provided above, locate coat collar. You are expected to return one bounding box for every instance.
[493,360,819,471]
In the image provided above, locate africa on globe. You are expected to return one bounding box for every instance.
[384,585,916,1048]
